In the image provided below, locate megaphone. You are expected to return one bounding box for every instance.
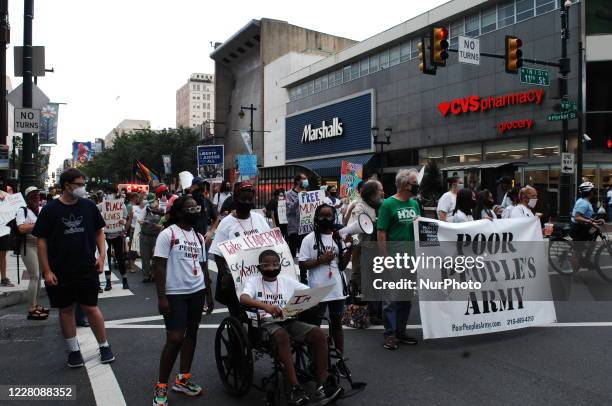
[179,171,194,191]
[339,213,375,238]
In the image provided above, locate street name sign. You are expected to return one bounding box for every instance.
[547,111,577,121]
[14,108,40,133]
[519,67,550,86]
[458,36,480,65]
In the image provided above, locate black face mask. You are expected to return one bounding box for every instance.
[484,200,494,209]
[315,217,334,231]
[235,199,254,214]
[470,199,477,209]
[330,192,338,198]
[365,196,382,209]
[259,266,281,279]
[183,212,200,226]
[410,184,420,196]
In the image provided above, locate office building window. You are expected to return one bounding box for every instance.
[308,80,314,95]
[418,147,443,166]
[328,71,336,88]
[465,14,480,37]
[369,54,379,73]
[390,45,400,66]
[498,1,515,28]
[335,69,343,86]
[485,138,528,161]
[516,0,534,22]
[379,49,389,69]
[450,19,464,49]
[531,135,560,157]
[400,41,411,62]
[536,0,555,15]
[351,63,360,80]
[360,58,369,76]
[343,65,352,82]
[321,75,328,90]
[314,77,321,93]
[481,7,497,33]
[446,143,482,163]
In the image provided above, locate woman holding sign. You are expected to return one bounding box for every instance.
[152,196,214,406]
[209,181,270,317]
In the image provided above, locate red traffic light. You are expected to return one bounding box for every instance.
[436,27,448,40]
[606,137,612,149]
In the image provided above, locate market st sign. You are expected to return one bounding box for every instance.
[438,89,545,117]
[301,117,343,143]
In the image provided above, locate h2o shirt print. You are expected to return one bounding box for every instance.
[377,196,421,242]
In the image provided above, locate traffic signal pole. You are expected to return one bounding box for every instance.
[0,0,8,146]
[19,0,35,189]
[558,2,571,220]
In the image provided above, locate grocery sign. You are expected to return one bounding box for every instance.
[438,89,545,117]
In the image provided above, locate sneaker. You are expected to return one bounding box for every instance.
[396,334,418,345]
[76,319,90,328]
[172,373,202,396]
[383,336,398,350]
[104,281,112,291]
[67,350,84,368]
[98,287,104,294]
[0,278,15,287]
[152,383,168,406]
[288,385,309,406]
[313,376,343,405]
[122,278,130,290]
[99,345,115,364]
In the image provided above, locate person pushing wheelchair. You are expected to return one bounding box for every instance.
[240,249,343,406]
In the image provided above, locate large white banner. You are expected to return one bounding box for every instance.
[415,217,556,339]
[216,228,297,297]
[0,193,26,236]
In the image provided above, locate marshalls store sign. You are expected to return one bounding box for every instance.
[301,117,343,143]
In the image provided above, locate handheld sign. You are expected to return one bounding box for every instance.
[102,198,125,234]
[281,285,335,319]
[298,190,325,235]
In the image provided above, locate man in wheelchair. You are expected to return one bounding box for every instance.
[240,249,344,406]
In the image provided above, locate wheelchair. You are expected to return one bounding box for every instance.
[214,306,366,405]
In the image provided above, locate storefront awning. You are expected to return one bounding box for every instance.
[442,162,516,171]
[298,154,374,178]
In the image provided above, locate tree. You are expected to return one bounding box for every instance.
[81,128,201,183]
[420,160,444,207]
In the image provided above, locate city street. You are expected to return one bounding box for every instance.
[2,263,612,406]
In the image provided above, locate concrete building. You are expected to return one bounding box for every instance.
[104,119,150,148]
[210,19,356,188]
[275,0,609,218]
[176,73,215,128]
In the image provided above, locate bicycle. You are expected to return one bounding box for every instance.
[548,222,612,283]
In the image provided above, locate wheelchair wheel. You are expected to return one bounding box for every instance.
[548,238,573,275]
[265,369,287,406]
[215,317,253,397]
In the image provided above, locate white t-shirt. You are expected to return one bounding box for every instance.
[501,205,515,219]
[214,192,231,211]
[241,274,308,320]
[510,204,534,218]
[209,212,271,257]
[437,191,456,222]
[16,207,37,242]
[132,205,144,227]
[480,208,497,220]
[607,190,612,206]
[298,232,346,302]
[452,210,474,223]
[153,224,206,295]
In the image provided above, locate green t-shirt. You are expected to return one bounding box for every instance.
[377,196,421,241]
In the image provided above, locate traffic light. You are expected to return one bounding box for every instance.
[606,136,612,151]
[431,27,449,66]
[505,35,523,73]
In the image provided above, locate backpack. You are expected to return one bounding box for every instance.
[7,207,28,255]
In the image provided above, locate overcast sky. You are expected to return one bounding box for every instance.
[6,0,449,175]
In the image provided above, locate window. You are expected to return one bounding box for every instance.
[536,0,555,15]
[411,38,420,59]
[335,69,343,85]
[290,87,297,101]
[343,66,352,82]
[207,94,210,101]
[498,1,515,28]
[351,63,360,80]
[465,15,480,37]
[446,143,482,163]
[369,54,379,73]
[516,0,534,22]
[308,81,314,95]
[379,49,389,69]
[450,19,464,49]
[328,72,336,88]
[531,135,560,157]
[485,138,528,161]
[418,147,443,166]
[481,7,497,33]
[314,77,321,93]
[360,58,369,76]
[390,45,400,66]
[296,86,303,98]
[400,42,411,62]
[321,75,328,90]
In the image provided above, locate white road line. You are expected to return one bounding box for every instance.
[106,308,229,325]
[77,327,126,406]
[97,271,134,299]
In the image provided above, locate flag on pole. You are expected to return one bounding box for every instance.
[133,160,159,182]
[39,103,60,144]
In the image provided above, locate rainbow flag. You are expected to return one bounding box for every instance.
[133,160,159,182]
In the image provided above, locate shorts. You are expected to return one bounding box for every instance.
[569,222,591,242]
[0,235,11,251]
[317,299,345,319]
[163,289,205,331]
[45,271,100,309]
[261,319,316,343]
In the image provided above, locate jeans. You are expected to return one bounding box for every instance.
[383,300,412,338]
[139,233,157,278]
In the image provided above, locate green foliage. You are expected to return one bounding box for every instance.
[420,160,444,206]
[81,128,200,183]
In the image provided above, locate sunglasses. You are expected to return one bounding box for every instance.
[183,205,201,214]
[316,216,334,222]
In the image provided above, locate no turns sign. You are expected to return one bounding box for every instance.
[14,108,41,133]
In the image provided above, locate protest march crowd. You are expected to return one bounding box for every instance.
[0,165,603,406]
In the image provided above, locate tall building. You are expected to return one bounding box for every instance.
[104,119,150,148]
[176,73,215,128]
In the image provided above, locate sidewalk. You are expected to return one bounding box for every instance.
[0,254,40,310]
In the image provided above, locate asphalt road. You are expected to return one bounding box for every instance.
[1,267,612,406]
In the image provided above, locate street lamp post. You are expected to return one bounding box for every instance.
[558,0,572,220]
[372,126,392,179]
[239,104,257,153]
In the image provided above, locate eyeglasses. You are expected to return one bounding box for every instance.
[316,216,334,222]
[183,205,201,214]
[71,182,85,187]
[259,262,281,269]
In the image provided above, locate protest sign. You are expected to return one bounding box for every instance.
[415,217,556,339]
[197,145,224,182]
[282,285,335,319]
[102,198,125,234]
[216,228,297,297]
[0,194,27,236]
[340,161,363,201]
[277,197,288,224]
[237,154,257,178]
[298,190,325,235]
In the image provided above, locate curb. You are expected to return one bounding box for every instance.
[0,288,47,311]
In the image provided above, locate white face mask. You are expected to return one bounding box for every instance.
[72,186,87,198]
[528,198,538,208]
[456,183,464,191]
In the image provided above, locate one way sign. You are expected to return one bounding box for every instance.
[14,108,41,133]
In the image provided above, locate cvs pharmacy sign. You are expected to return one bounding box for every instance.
[438,89,545,117]
[301,117,343,143]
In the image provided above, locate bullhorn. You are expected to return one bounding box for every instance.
[339,213,375,238]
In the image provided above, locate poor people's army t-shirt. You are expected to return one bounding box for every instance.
[377,196,421,241]
[32,198,106,276]
[241,275,308,320]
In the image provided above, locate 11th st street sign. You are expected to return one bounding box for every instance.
[520,67,550,86]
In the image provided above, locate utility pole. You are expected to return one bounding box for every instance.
[19,0,35,189]
[0,0,8,146]
[239,104,256,153]
[576,41,583,187]
[558,0,572,220]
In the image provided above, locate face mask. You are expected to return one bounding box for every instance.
[365,196,382,209]
[330,191,338,198]
[410,184,420,196]
[235,199,254,213]
[183,212,200,226]
[456,183,464,190]
[528,198,538,208]
[259,265,282,279]
[315,216,334,231]
[484,200,494,209]
[301,180,309,189]
[72,186,87,198]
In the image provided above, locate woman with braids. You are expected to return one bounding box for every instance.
[152,196,214,406]
[298,203,353,355]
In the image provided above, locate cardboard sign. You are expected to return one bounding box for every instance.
[298,190,325,235]
[0,193,26,237]
[340,161,363,201]
[282,285,335,319]
[277,198,288,225]
[102,198,125,234]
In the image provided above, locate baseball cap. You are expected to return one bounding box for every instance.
[234,181,254,193]
[24,186,41,197]
[155,185,169,196]
[192,177,206,186]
